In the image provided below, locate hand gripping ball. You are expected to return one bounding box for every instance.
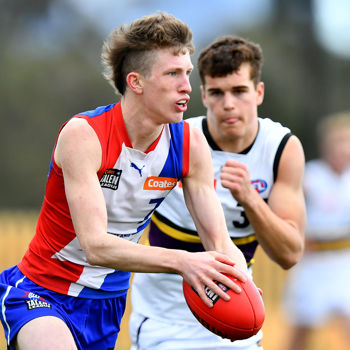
[183,275,265,341]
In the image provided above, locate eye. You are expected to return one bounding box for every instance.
[168,71,176,76]
[208,90,223,96]
[234,87,248,94]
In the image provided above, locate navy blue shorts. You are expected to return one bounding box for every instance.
[0,265,127,350]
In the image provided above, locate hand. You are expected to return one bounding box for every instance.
[220,159,256,206]
[180,251,247,308]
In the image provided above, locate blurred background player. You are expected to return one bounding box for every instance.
[283,111,350,350]
[129,35,306,350]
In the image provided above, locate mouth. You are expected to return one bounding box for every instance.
[175,98,189,112]
[223,116,239,124]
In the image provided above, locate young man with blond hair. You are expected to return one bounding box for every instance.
[0,14,247,350]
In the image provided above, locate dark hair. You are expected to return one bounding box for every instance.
[198,36,263,86]
[101,12,194,95]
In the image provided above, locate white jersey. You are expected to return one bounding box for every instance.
[283,160,350,327]
[130,116,291,349]
[150,116,291,262]
[303,159,350,241]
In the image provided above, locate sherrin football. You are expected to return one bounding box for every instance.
[183,274,265,341]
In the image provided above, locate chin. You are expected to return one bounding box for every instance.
[168,113,184,124]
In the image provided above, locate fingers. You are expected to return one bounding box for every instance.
[219,264,247,284]
[192,270,245,307]
[220,164,248,193]
[183,251,249,307]
[195,266,248,306]
[211,251,248,283]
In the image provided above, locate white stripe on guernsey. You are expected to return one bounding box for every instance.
[51,237,114,295]
[1,286,12,345]
[67,282,84,296]
[15,275,26,287]
[52,237,88,265]
[105,129,173,235]
[68,264,115,296]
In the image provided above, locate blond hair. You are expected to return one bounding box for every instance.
[101,12,194,95]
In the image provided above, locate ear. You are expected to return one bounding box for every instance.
[126,72,144,94]
[200,85,208,108]
[256,82,265,106]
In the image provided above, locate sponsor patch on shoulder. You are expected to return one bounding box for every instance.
[100,169,122,190]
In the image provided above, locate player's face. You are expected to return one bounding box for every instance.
[323,127,350,173]
[201,63,264,148]
[141,48,193,125]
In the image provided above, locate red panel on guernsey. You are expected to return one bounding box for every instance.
[18,104,130,294]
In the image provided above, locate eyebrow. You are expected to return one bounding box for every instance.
[206,85,249,92]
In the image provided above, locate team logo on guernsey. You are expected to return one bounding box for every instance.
[130,162,145,177]
[23,291,52,310]
[251,179,268,193]
[143,176,178,190]
[100,168,122,190]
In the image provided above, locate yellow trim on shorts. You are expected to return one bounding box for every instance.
[311,239,350,251]
[151,214,257,246]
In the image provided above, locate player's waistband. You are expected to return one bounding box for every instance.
[149,211,258,266]
[308,239,350,251]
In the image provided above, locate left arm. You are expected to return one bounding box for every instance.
[182,126,248,274]
[221,136,306,269]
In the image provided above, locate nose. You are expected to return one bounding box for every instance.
[179,74,192,94]
[223,92,234,110]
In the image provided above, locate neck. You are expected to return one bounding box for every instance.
[121,97,164,152]
[206,119,258,154]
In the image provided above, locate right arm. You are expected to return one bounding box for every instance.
[55,118,242,306]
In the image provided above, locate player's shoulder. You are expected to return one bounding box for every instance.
[184,116,206,129]
[305,159,328,174]
[75,103,117,119]
[258,116,291,135]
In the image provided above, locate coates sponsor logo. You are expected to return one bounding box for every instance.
[251,179,268,193]
[23,291,52,310]
[143,176,178,190]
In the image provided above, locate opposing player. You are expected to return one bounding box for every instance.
[283,112,350,350]
[0,13,248,350]
[129,35,306,350]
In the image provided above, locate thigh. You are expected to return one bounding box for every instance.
[0,276,69,349]
[1,266,127,350]
[16,316,77,350]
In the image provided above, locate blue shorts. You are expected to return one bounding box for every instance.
[0,265,127,350]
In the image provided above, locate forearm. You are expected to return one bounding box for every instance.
[244,195,304,269]
[83,232,187,273]
[185,184,247,273]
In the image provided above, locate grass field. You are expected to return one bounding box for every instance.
[0,211,348,350]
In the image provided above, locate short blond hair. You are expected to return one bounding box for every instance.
[101,12,194,95]
[317,111,350,143]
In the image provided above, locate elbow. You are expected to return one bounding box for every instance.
[279,255,299,270]
[83,242,107,267]
[85,249,101,266]
[278,245,304,270]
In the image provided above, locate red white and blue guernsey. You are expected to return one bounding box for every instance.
[18,102,190,299]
